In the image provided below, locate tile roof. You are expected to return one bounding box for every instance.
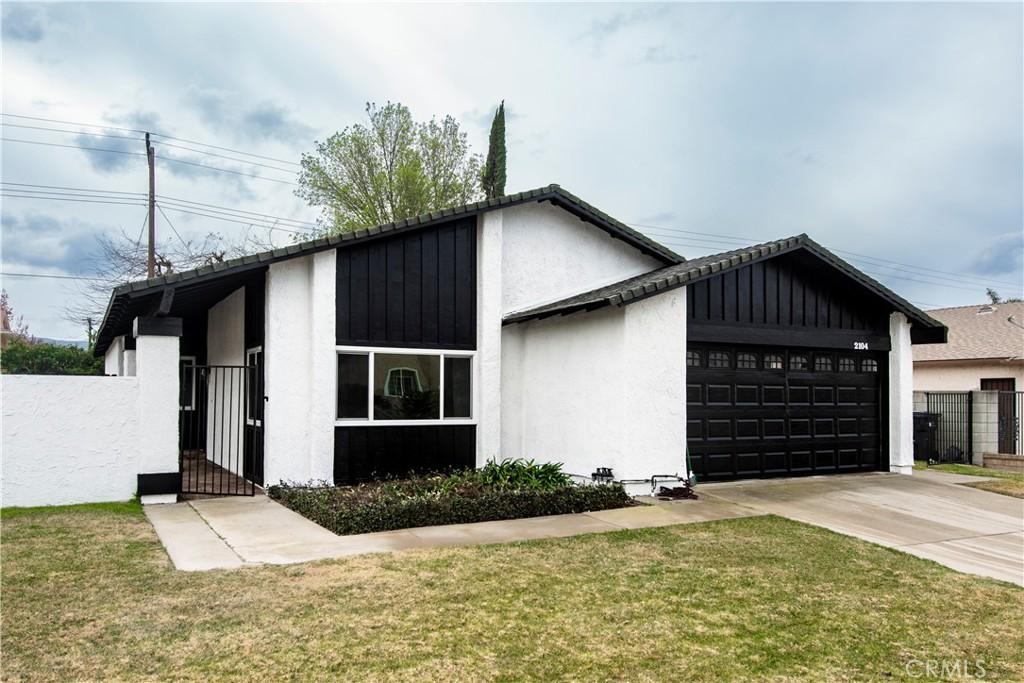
[503,234,946,336]
[94,184,684,355]
[913,301,1024,362]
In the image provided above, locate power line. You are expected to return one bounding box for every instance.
[156,204,310,235]
[0,271,115,282]
[152,140,299,174]
[1,122,143,142]
[1,112,302,167]
[155,203,191,251]
[1,137,146,157]
[156,194,317,228]
[154,154,298,185]
[1,181,146,196]
[0,193,147,207]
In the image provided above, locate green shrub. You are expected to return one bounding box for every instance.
[1,340,102,376]
[268,472,634,536]
[476,458,571,491]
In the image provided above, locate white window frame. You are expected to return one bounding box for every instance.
[179,356,196,411]
[335,346,476,426]
[246,346,263,427]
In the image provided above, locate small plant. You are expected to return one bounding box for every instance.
[476,458,571,491]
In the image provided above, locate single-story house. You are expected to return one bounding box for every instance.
[94,185,947,497]
[913,302,1024,393]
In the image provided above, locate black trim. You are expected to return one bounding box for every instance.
[334,425,476,484]
[689,323,891,351]
[137,472,181,496]
[133,316,183,338]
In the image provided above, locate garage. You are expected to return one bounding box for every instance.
[687,343,885,480]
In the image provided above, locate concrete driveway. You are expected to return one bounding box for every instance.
[700,471,1024,586]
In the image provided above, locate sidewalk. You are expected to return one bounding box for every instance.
[145,493,761,571]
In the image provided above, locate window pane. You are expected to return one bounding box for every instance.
[790,354,808,371]
[687,350,702,368]
[708,352,730,369]
[764,354,784,370]
[737,353,757,369]
[374,354,440,420]
[862,359,878,373]
[337,353,369,419]
[814,355,833,372]
[839,357,856,372]
[444,356,472,418]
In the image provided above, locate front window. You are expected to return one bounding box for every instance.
[337,348,473,423]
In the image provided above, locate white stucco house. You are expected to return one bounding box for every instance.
[91,185,947,499]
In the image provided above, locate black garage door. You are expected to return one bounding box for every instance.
[687,344,884,481]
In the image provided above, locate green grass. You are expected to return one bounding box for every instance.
[2,503,1022,681]
[914,460,1024,498]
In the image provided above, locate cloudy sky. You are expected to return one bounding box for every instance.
[2,2,1022,340]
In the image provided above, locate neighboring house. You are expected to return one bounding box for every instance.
[93,184,946,498]
[913,302,1024,392]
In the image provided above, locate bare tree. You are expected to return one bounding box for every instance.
[64,226,282,345]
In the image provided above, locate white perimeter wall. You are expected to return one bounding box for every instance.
[500,202,662,315]
[2,375,139,506]
[206,287,246,475]
[501,288,687,491]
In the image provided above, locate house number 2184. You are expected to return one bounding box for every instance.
[853,341,869,350]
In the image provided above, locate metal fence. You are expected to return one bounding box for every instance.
[179,365,258,496]
[919,392,973,464]
[995,391,1023,456]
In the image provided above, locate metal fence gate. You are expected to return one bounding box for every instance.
[179,364,261,496]
[996,391,1023,456]
[920,392,973,464]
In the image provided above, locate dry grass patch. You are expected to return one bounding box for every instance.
[1,502,1022,681]
[915,461,1024,498]
[963,478,1024,498]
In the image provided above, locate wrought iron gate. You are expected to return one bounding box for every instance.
[920,392,972,464]
[995,391,1023,455]
[179,364,262,496]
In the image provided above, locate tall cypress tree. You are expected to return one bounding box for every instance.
[481,100,506,199]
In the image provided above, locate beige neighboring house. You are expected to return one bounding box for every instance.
[913,301,1024,392]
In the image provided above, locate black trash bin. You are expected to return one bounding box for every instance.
[913,411,939,462]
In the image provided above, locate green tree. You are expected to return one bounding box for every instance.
[1,339,103,375]
[481,100,506,199]
[297,102,483,235]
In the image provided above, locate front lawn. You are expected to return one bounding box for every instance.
[2,503,1021,681]
[914,460,1024,498]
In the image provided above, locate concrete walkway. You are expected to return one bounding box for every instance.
[146,493,761,571]
[700,471,1024,586]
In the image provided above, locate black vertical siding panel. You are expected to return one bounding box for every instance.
[751,261,765,324]
[350,249,370,342]
[791,272,804,327]
[403,235,423,342]
[336,251,351,343]
[737,266,752,323]
[437,224,457,345]
[421,229,440,345]
[818,289,830,329]
[453,221,475,346]
[778,263,792,326]
[709,275,724,321]
[386,239,405,342]
[368,245,388,341]
[723,270,738,322]
[692,280,709,320]
[334,426,477,483]
[764,261,778,325]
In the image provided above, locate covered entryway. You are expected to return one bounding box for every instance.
[688,343,884,481]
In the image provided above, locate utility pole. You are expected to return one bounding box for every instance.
[146,132,156,278]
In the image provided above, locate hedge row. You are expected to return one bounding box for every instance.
[268,481,634,536]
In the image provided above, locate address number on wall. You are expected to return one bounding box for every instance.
[853,341,869,350]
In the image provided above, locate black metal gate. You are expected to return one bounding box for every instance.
[996,391,1023,455]
[179,364,261,496]
[920,392,972,464]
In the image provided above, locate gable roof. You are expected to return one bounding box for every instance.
[913,301,1024,362]
[503,234,948,343]
[94,184,683,355]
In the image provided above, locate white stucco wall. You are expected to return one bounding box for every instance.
[914,361,1024,392]
[501,289,688,493]
[206,287,246,475]
[888,313,914,474]
[476,210,504,464]
[500,202,663,315]
[104,335,125,375]
[263,253,336,485]
[2,375,139,507]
